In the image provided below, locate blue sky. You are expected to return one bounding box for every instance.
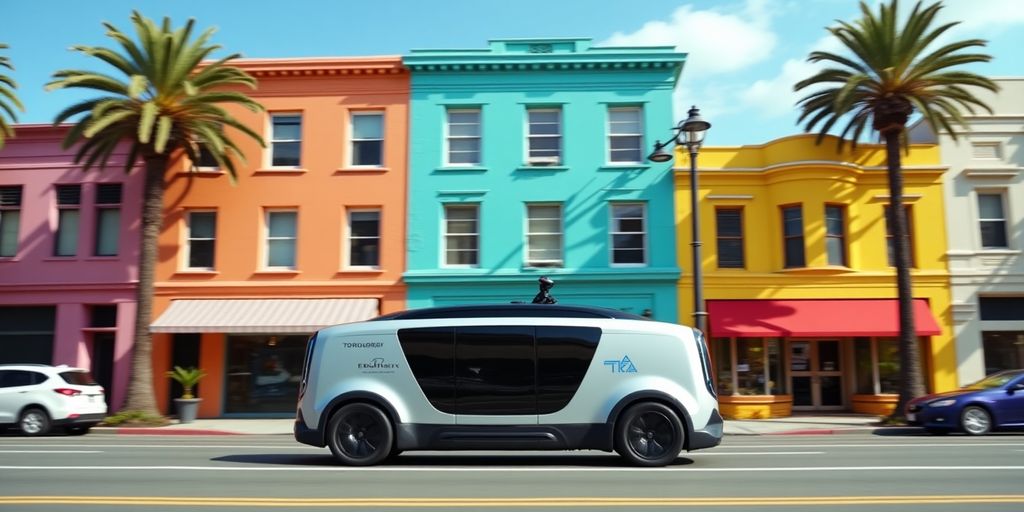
[4,0,1022,145]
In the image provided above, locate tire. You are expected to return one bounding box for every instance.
[326,403,394,466]
[615,402,685,467]
[65,426,92,436]
[19,408,51,437]
[924,427,950,436]
[960,406,992,436]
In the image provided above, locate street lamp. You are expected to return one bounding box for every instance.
[648,105,711,333]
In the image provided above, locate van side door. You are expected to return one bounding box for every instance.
[455,325,538,425]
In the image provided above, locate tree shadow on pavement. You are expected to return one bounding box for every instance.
[213,452,697,468]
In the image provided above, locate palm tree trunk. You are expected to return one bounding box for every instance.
[122,155,167,415]
[884,130,926,420]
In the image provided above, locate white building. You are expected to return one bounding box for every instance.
[911,78,1024,385]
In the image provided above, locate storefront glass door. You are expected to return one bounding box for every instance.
[789,340,844,410]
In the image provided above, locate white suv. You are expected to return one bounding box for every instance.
[0,364,107,436]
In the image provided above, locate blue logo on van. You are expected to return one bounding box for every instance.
[604,355,637,373]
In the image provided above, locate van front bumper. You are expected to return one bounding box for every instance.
[688,408,724,451]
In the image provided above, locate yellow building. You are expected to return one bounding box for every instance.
[676,134,955,419]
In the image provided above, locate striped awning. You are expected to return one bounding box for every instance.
[150,298,379,333]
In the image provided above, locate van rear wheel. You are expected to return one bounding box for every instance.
[615,402,685,467]
[327,403,394,466]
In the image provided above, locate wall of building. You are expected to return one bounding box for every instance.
[403,39,683,321]
[0,125,141,409]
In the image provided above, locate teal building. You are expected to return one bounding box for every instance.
[403,38,685,322]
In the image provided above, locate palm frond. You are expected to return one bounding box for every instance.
[0,42,23,148]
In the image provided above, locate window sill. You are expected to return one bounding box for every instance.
[598,164,650,171]
[977,249,1020,255]
[777,265,856,275]
[335,167,389,174]
[173,270,219,276]
[85,256,120,261]
[255,168,309,174]
[252,269,301,276]
[43,257,79,262]
[434,166,488,173]
[0,257,20,262]
[516,165,569,172]
[336,268,384,275]
[178,169,224,176]
[522,264,564,271]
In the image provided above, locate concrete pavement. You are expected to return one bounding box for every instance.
[92,413,891,436]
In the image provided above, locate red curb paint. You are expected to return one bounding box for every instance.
[115,428,238,436]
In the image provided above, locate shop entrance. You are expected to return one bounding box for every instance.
[789,340,844,410]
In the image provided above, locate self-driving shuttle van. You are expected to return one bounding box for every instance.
[294,303,722,466]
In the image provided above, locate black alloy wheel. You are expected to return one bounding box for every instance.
[616,402,685,467]
[327,403,394,466]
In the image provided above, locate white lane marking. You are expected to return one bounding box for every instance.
[0,465,1022,473]
[0,450,103,454]
[694,451,823,456]
[718,443,1024,449]
[0,444,316,450]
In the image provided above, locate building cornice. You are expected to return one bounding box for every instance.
[230,56,407,78]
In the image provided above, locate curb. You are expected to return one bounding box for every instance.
[92,427,241,436]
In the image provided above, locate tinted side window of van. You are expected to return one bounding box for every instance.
[537,326,601,414]
[398,327,456,414]
[456,326,535,415]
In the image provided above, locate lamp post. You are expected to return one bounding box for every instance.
[648,106,711,333]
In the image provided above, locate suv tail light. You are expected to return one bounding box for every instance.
[54,388,82,397]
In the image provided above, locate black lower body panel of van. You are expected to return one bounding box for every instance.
[396,424,614,452]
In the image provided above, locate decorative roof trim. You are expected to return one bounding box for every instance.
[404,59,682,73]
[229,56,408,77]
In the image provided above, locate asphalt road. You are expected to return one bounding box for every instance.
[1,431,1023,511]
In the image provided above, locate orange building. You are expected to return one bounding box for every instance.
[150,57,409,417]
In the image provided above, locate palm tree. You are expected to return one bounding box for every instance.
[794,0,997,419]
[0,43,24,148]
[47,11,264,416]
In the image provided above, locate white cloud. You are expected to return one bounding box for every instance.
[601,0,779,77]
[739,34,839,119]
[939,0,1024,33]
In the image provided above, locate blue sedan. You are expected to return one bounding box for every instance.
[906,369,1024,435]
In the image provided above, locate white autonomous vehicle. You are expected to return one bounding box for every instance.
[294,279,722,466]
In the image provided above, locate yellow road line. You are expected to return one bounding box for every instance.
[2,495,1024,507]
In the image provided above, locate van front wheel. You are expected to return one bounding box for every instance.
[327,403,394,466]
[615,402,685,467]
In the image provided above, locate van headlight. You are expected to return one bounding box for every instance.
[929,399,956,407]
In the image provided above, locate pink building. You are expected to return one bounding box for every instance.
[0,125,141,410]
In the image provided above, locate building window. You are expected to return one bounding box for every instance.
[194,143,219,170]
[265,210,297,269]
[270,114,302,168]
[855,338,900,394]
[94,184,121,257]
[714,338,786,396]
[715,208,744,268]
[350,112,384,167]
[444,204,479,267]
[781,205,805,268]
[185,211,216,269]
[982,331,1024,375]
[525,204,563,267]
[347,209,380,268]
[0,186,22,257]
[825,205,847,266]
[885,205,914,267]
[971,142,1001,160]
[54,185,81,257]
[979,297,1024,321]
[526,108,562,166]
[446,109,481,166]
[978,193,1008,248]
[610,203,646,266]
[607,107,643,164]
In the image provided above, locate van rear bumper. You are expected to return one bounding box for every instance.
[688,408,724,451]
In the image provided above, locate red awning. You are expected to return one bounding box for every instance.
[707,299,942,338]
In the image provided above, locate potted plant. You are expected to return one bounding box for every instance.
[167,366,206,424]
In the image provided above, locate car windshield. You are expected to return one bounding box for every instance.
[965,371,1022,390]
[59,370,98,386]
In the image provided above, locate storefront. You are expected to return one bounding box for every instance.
[151,298,380,417]
[707,298,942,418]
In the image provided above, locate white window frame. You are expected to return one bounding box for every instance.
[184,210,217,270]
[524,203,564,268]
[609,202,648,267]
[442,203,480,268]
[349,111,385,168]
[264,209,298,270]
[267,113,303,169]
[0,186,22,258]
[525,108,562,166]
[54,184,81,257]
[445,108,482,167]
[93,184,122,257]
[977,190,1010,249]
[345,208,381,270]
[607,106,644,164]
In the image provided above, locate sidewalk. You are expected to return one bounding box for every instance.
[94,414,896,436]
